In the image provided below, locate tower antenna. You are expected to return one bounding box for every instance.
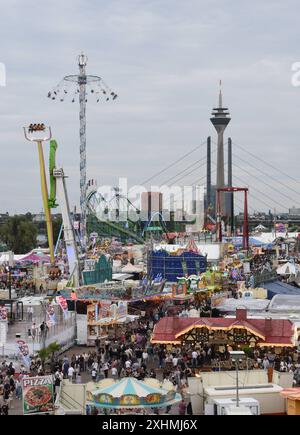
[219,79,222,108]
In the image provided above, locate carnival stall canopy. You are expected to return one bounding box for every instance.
[86,377,181,409]
[216,298,270,313]
[18,252,50,263]
[224,237,272,249]
[268,295,300,313]
[263,280,300,299]
[276,262,300,276]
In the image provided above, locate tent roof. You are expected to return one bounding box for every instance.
[263,280,300,298]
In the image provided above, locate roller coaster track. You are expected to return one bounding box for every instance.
[87,214,144,244]
[86,189,145,243]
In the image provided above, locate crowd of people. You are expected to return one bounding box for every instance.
[0,360,23,415]
[2,301,300,415]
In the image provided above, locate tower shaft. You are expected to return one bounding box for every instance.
[206,136,211,210]
[216,127,225,189]
[78,57,87,247]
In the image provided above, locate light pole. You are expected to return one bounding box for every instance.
[229,350,245,408]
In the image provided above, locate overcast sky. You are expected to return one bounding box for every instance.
[1,0,300,215]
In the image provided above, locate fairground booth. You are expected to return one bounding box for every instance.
[151,308,297,355]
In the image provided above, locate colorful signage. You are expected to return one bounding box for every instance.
[87,301,128,325]
[0,321,7,345]
[55,296,69,319]
[16,339,31,369]
[0,306,7,321]
[22,375,54,415]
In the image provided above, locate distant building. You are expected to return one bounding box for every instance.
[289,207,300,216]
[141,192,163,222]
[33,211,45,223]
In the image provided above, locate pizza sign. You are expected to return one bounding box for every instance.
[22,376,54,415]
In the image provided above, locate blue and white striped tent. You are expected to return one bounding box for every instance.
[86,377,182,409]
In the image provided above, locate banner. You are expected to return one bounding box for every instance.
[22,375,54,415]
[243,262,251,274]
[87,301,128,325]
[56,296,70,319]
[0,321,7,345]
[16,339,31,369]
[46,306,56,326]
[0,306,7,321]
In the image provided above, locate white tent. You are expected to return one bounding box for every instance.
[276,262,299,276]
[121,262,143,273]
[254,224,267,232]
[217,298,270,313]
[0,252,24,264]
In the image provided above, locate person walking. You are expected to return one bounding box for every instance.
[111,366,118,380]
[91,368,97,382]
[54,372,62,397]
[192,350,198,368]
[15,379,22,400]
[142,349,149,367]
[103,362,109,378]
[68,365,74,382]
[179,399,186,415]
[262,356,270,370]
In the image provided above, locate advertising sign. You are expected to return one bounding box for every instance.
[56,296,70,319]
[87,301,128,325]
[0,321,7,345]
[22,375,54,415]
[0,306,7,321]
[243,262,251,274]
[16,339,31,368]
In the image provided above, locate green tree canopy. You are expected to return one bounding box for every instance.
[0,215,37,254]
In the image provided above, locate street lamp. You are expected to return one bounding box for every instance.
[229,350,246,408]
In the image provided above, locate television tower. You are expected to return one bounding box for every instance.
[210,81,231,215]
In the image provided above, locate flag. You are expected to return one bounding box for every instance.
[16,339,31,369]
[56,296,70,319]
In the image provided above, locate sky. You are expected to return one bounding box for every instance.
[1,0,300,215]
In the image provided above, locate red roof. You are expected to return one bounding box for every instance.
[151,314,295,346]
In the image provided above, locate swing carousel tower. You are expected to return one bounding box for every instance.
[48,53,118,247]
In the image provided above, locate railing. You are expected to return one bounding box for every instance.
[28,314,75,343]
[55,382,85,414]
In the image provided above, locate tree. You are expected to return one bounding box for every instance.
[0,215,37,253]
[37,341,61,368]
